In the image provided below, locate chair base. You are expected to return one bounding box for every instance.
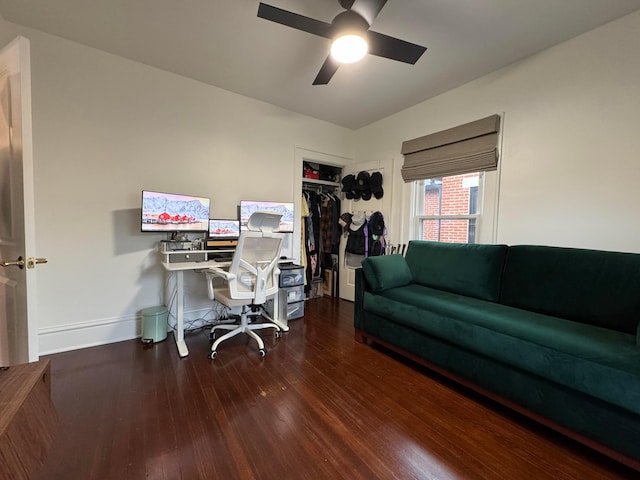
[209,305,281,358]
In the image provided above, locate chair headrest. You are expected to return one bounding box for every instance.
[246,211,283,233]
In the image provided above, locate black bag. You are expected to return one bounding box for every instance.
[367,211,386,256]
[368,211,385,237]
[345,222,367,255]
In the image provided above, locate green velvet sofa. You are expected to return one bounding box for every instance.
[354,241,640,469]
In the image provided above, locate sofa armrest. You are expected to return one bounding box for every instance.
[361,254,413,293]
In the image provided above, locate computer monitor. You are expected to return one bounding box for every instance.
[141,190,210,233]
[208,219,240,239]
[239,200,294,232]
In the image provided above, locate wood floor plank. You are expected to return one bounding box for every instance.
[37,297,636,480]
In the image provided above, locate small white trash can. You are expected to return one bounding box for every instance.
[141,306,168,344]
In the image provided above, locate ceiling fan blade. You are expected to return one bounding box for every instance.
[367,30,427,64]
[313,56,341,85]
[257,3,334,39]
[350,0,388,26]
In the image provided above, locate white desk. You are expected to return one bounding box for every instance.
[161,253,227,357]
[160,250,289,358]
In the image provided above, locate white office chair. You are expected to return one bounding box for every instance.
[205,211,284,359]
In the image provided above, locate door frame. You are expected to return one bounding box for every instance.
[293,147,352,266]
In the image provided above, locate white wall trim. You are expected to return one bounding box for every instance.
[38,305,213,355]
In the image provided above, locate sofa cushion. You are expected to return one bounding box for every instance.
[500,245,640,334]
[362,285,640,415]
[404,241,508,302]
[361,254,412,293]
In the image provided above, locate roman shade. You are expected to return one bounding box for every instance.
[401,114,501,182]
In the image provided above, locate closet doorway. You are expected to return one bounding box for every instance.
[294,148,349,301]
[294,148,393,302]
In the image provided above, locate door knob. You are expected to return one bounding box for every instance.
[0,256,25,269]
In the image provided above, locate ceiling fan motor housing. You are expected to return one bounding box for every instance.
[338,0,357,10]
[332,10,370,37]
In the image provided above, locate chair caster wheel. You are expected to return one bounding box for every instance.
[258,348,267,357]
[209,351,217,359]
[275,330,282,338]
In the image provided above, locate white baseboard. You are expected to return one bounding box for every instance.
[38,304,216,356]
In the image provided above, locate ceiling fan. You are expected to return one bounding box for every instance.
[257,0,427,85]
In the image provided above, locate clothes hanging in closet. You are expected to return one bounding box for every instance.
[300,194,309,286]
[301,190,341,292]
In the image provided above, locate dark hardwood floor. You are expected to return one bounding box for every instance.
[39,297,635,479]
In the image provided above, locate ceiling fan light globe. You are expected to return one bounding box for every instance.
[330,34,368,64]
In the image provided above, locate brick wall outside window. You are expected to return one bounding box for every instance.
[421,173,479,243]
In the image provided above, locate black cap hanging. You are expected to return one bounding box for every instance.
[370,171,384,199]
[356,171,371,200]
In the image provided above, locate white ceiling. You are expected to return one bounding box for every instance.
[1,0,640,129]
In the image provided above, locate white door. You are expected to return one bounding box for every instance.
[339,159,393,301]
[0,36,40,366]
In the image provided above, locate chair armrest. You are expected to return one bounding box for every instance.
[205,268,236,300]
[206,267,236,281]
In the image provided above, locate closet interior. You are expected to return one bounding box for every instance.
[301,161,342,299]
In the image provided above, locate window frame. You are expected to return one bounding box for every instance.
[409,171,494,243]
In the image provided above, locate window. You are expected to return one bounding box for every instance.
[412,172,483,244]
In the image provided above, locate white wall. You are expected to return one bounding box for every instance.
[0,20,355,354]
[355,11,640,254]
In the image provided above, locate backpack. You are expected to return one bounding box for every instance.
[344,211,386,257]
[345,221,367,255]
[367,211,386,257]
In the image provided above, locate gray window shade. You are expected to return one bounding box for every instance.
[401,114,501,182]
